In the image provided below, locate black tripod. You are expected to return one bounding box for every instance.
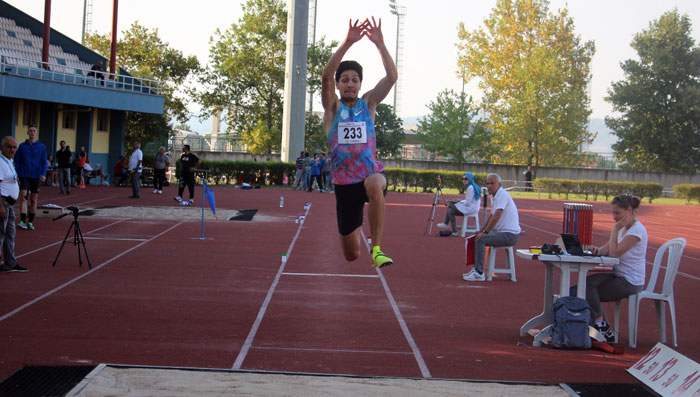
[424,177,447,236]
[52,206,92,268]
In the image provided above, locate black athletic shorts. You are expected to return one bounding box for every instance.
[19,177,40,194]
[334,173,388,236]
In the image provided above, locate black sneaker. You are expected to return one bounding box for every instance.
[594,321,615,343]
[0,264,13,272]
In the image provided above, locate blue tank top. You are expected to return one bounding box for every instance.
[327,98,383,185]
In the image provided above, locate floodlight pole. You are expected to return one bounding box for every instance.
[389,0,406,117]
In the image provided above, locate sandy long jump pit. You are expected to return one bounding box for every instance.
[79,206,278,222]
[68,365,569,396]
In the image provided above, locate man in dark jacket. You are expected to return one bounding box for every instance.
[14,125,47,230]
[55,140,72,194]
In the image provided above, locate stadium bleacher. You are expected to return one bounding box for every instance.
[0,14,161,94]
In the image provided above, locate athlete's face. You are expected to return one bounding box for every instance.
[336,70,362,101]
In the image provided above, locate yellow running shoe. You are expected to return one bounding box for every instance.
[371,246,393,268]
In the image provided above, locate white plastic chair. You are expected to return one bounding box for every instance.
[485,246,517,282]
[459,212,480,237]
[614,237,686,348]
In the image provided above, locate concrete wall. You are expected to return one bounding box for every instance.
[191,152,699,189]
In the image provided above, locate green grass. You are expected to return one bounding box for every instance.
[388,186,694,205]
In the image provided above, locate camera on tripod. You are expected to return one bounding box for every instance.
[67,206,79,216]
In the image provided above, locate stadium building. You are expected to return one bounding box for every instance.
[0,1,164,180]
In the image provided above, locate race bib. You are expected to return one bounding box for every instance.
[338,121,367,144]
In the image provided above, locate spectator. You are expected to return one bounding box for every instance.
[128,142,143,198]
[46,154,58,186]
[0,136,27,272]
[571,195,647,343]
[14,124,47,231]
[87,61,105,84]
[292,151,305,190]
[463,173,520,281]
[303,152,311,190]
[83,161,106,185]
[152,146,169,194]
[55,140,71,194]
[308,153,323,192]
[524,165,533,192]
[321,152,333,193]
[113,156,128,186]
[438,172,481,236]
[173,145,200,204]
[75,146,87,188]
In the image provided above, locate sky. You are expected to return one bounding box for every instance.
[7,0,700,138]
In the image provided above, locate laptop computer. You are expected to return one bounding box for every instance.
[560,233,588,256]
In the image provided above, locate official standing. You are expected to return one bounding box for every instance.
[173,145,200,204]
[14,124,47,230]
[0,137,28,272]
[55,140,72,194]
[128,142,143,198]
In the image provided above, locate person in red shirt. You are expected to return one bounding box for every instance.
[75,146,87,188]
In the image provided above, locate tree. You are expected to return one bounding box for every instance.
[306,36,338,112]
[417,90,491,165]
[304,112,326,154]
[198,0,287,153]
[457,0,595,167]
[374,103,404,158]
[85,22,200,148]
[606,10,700,173]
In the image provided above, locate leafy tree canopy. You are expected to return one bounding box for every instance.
[606,9,700,173]
[417,90,491,165]
[374,103,405,158]
[85,22,200,149]
[457,0,595,167]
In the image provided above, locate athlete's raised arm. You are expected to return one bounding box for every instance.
[321,19,366,114]
[361,17,398,114]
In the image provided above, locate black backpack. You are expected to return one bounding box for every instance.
[551,296,592,349]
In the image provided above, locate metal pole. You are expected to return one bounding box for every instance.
[393,13,399,112]
[42,0,51,69]
[109,0,119,80]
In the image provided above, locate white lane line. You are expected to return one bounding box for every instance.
[0,220,185,323]
[252,346,413,355]
[361,230,432,378]
[83,237,149,242]
[282,272,379,278]
[232,205,311,370]
[16,219,126,259]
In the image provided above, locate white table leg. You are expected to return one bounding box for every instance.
[520,263,554,337]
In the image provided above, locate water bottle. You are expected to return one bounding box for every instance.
[280,196,284,208]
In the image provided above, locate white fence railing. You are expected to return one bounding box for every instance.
[0,53,163,96]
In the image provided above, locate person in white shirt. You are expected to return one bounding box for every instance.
[573,194,647,343]
[463,173,520,281]
[128,142,143,198]
[438,172,481,235]
[0,137,27,272]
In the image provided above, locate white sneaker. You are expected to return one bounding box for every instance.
[189,199,194,204]
[462,269,485,281]
[157,190,162,194]
[174,196,182,202]
[437,223,449,229]
[153,189,158,193]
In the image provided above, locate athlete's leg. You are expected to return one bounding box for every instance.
[340,227,362,261]
[364,173,386,248]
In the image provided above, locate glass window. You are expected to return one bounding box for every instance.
[62,111,76,130]
[96,109,109,132]
[22,101,38,126]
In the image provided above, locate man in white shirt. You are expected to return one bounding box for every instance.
[463,173,520,281]
[0,137,28,272]
[128,142,143,198]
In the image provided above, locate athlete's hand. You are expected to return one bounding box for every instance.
[364,17,384,45]
[346,19,365,44]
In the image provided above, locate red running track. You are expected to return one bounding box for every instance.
[0,184,698,384]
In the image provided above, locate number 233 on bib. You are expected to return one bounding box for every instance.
[338,121,367,144]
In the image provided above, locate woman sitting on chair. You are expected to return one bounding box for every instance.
[437,172,481,236]
[573,194,647,342]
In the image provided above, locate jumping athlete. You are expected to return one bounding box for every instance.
[321,17,397,268]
